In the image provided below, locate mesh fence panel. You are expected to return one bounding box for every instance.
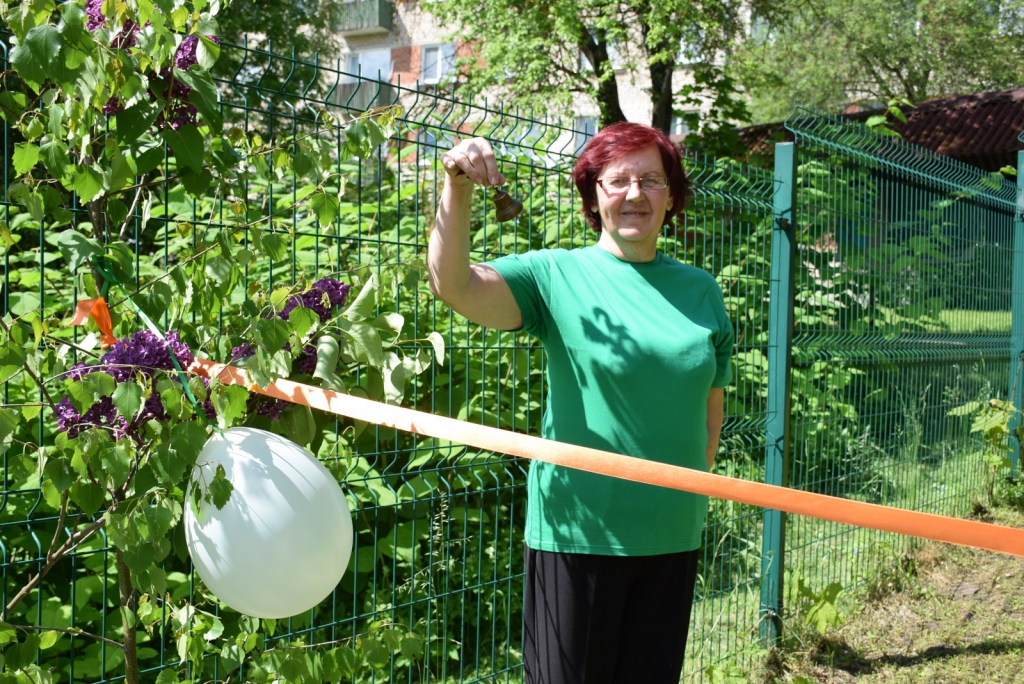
[0,38,1015,683]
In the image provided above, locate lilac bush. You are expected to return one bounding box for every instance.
[56,330,214,442]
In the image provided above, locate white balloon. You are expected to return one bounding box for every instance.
[184,427,353,618]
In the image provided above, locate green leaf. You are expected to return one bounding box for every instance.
[947,400,983,417]
[154,669,179,684]
[58,1,87,47]
[149,446,186,489]
[261,233,289,262]
[0,341,28,384]
[219,643,243,673]
[371,312,404,335]
[362,638,390,669]
[10,24,60,91]
[160,125,205,173]
[255,317,291,354]
[171,420,209,468]
[116,100,161,144]
[289,305,319,342]
[0,91,29,122]
[0,622,16,646]
[426,331,446,366]
[44,457,75,492]
[333,646,361,677]
[106,150,134,193]
[101,444,132,488]
[132,281,174,322]
[0,408,18,456]
[343,275,379,322]
[70,481,105,516]
[343,321,383,368]
[282,404,316,446]
[55,228,103,273]
[313,335,341,381]
[196,35,221,69]
[13,143,40,174]
[211,383,248,428]
[66,371,116,414]
[399,634,424,659]
[381,352,405,404]
[209,463,233,509]
[380,628,402,652]
[205,255,233,284]
[309,191,340,225]
[173,66,223,132]
[179,166,213,197]
[40,137,70,177]
[111,382,145,421]
[72,165,105,203]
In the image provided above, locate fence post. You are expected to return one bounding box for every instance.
[760,142,797,644]
[1011,149,1024,475]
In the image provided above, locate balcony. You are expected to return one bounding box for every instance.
[337,0,393,36]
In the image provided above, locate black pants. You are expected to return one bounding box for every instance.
[523,545,701,684]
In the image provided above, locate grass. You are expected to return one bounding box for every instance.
[938,309,1011,334]
[775,502,1024,683]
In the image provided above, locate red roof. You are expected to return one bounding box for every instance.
[737,88,1024,172]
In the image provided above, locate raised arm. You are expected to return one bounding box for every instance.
[427,138,523,331]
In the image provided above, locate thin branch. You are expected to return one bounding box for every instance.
[45,492,70,565]
[0,317,59,412]
[117,186,145,240]
[2,518,107,621]
[8,624,124,649]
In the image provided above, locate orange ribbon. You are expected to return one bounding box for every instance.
[191,358,1024,558]
[69,298,117,348]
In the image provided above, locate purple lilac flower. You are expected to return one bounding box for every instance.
[175,35,200,70]
[85,0,105,31]
[231,342,255,361]
[103,97,125,115]
[100,330,195,381]
[279,279,351,322]
[174,35,222,71]
[295,345,318,375]
[56,396,129,441]
[112,21,140,49]
[249,394,286,421]
[159,102,198,130]
[55,330,203,442]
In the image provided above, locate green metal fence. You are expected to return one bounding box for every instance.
[0,34,1019,682]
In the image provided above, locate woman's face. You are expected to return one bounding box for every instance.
[590,144,673,254]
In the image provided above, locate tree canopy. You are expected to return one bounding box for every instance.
[734,0,1024,123]
[427,0,762,134]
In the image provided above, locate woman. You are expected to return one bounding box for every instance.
[427,122,733,684]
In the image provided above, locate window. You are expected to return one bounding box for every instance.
[421,44,456,85]
[670,115,693,138]
[575,117,598,154]
[336,49,394,112]
[343,48,393,82]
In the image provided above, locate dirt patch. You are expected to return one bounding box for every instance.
[783,507,1024,683]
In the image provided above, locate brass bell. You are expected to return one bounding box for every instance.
[492,187,523,222]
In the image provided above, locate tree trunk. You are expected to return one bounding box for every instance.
[115,549,140,684]
[649,58,675,134]
[581,33,627,128]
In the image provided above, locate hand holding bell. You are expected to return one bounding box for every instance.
[441,137,523,223]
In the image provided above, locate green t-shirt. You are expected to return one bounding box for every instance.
[490,246,734,556]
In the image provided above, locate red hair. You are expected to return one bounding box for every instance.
[573,122,689,233]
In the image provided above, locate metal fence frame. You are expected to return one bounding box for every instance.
[0,35,1020,682]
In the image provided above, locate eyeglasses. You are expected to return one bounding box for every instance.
[596,176,669,194]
